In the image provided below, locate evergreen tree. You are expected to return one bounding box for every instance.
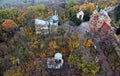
[114,4,120,22]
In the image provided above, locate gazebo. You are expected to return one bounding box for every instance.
[47,53,64,69]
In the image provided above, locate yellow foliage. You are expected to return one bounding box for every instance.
[21,27,38,49]
[17,11,26,22]
[48,41,58,49]
[30,41,38,49]
[88,3,95,13]
[71,32,80,48]
[109,0,116,6]
[80,2,95,14]
[68,53,99,76]
[83,38,93,48]
[72,5,80,12]
[80,4,87,12]
[72,40,80,48]
[117,35,120,39]
[39,53,46,58]
[21,26,34,40]
[65,32,80,52]
[82,61,100,76]
[40,43,44,49]
[65,36,73,52]
[4,66,24,76]
[10,57,18,65]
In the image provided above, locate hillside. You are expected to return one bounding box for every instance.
[0,0,120,76]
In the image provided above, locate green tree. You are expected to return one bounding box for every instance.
[8,8,19,21]
[0,10,9,23]
[114,4,120,25]
[68,8,82,25]
[66,0,77,9]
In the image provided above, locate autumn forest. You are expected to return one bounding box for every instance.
[0,0,120,76]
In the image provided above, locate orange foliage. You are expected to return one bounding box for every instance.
[60,48,67,56]
[65,36,73,52]
[2,19,17,31]
[26,60,37,72]
[47,9,53,16]
[83,38,93,48]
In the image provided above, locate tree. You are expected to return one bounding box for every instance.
[72,5,80,12]
[68,6,83,25]
[80,2,95,14]
[66,0,77,9]
[68,48,100,76]
[8,8,19,21]
[2,19,17,31]
[95,0,117,9]
[4,66,24,76]
[0,10,9,23]
[37,4,45,12]
[114,4,120,25]
[48,40,59,50]
[83,38,93,48]
[80,2,95,21]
